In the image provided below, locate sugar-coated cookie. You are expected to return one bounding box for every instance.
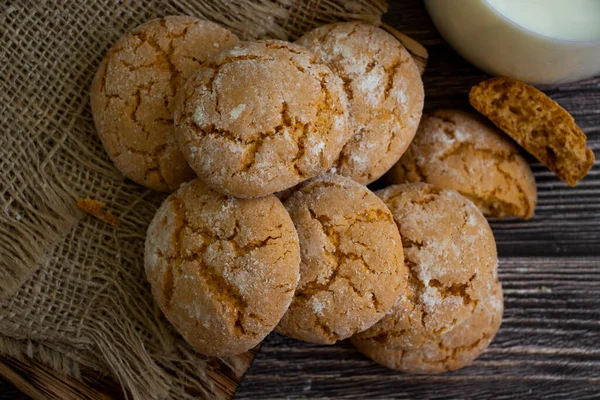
[352,280,503,373]
[469,77,595,186]
[276,174,405,344]
[90,16,239,191]
[353,183,499,350]
[387,110,537,219]
[297,22,424,184]
[144,178,300,356]
[174,40,350,198]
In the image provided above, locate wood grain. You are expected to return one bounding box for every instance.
[3,0,600,398]
[237,258,600,399]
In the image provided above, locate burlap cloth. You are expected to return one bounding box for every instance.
[0,1,387,398]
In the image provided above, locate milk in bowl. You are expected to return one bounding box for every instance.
[425,0,600,83]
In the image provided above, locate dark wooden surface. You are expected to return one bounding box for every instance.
[3,0,600,398]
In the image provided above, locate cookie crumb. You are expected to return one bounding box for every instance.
[76,198,118,227]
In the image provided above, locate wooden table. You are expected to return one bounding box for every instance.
[3,0,600,398]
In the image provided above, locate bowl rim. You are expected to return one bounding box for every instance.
[482,0,600,45]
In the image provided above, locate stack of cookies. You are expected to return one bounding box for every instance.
[90,16,594,374]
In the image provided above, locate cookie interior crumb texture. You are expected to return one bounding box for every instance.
[90,16,239,192]
[174,40,351,198]
[352,280,503,373]
[276,174,406,344]
[469,77,595,186]
[144,178,300,357]
[353,183,499,351]
[297,22,424,184]
[387,110,537,219]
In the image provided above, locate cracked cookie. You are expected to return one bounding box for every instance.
[90,16,239,192]
[173,40,351,198]
[296,22,424,184]
[352,183,499,351]
[469,77,595,186]
[144,178,300,356]
[276,174,406,344]
[387,110,537,219]
[352,279,503,373]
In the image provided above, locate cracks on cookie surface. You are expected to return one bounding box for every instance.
[428,273,477,307]
[404,258,427,328]
[129,88,148,139]
[130,29,182,98]
[182,53,344,180]
[382,56,405,102]
[294,204,395,317]
[190,121,279,146]
[154,194,293,338]
[360,327,409,344]
[385,185,442,211]
[433,331,492,371]
[435,139,531,218]
[312,25,413,179]
[388,191,481,337]
[96,22,201,188]
[313,314,338,343]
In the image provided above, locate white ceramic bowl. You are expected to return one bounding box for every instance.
[425,0,600,84]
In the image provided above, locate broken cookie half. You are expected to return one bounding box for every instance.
[469,77,595,187]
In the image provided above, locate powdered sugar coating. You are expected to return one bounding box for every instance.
[387,110,537,219]
[296,22,424,184]
[352,183,498,350]
[174,40,351,198]
[90,16,239,192]
[352,280,503,373]
[144,178,300,356]
[276,174,406,344]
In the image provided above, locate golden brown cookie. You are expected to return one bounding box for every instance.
[173,40,350,198]
[469,77,595,186]
[387,110,537,219]
[297,22,424,184]
[352,183,499,350]
[90,17,239,192]
[144,178,300,356]
[276,174,406,344]
[352,280,503,373]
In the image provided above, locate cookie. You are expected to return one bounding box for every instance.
[173,40,350,198]
[352,183,499,350]
[144,178,300,356]
[90,17,239,192]
[387,110,537,219]
[469,77,595,186]
[276,175,406,344]
[352,280,503,373]
[297,22,424,184]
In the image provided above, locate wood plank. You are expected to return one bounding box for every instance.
[237,258,600,399]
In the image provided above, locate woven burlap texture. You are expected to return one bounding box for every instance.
[0,0,387,398]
